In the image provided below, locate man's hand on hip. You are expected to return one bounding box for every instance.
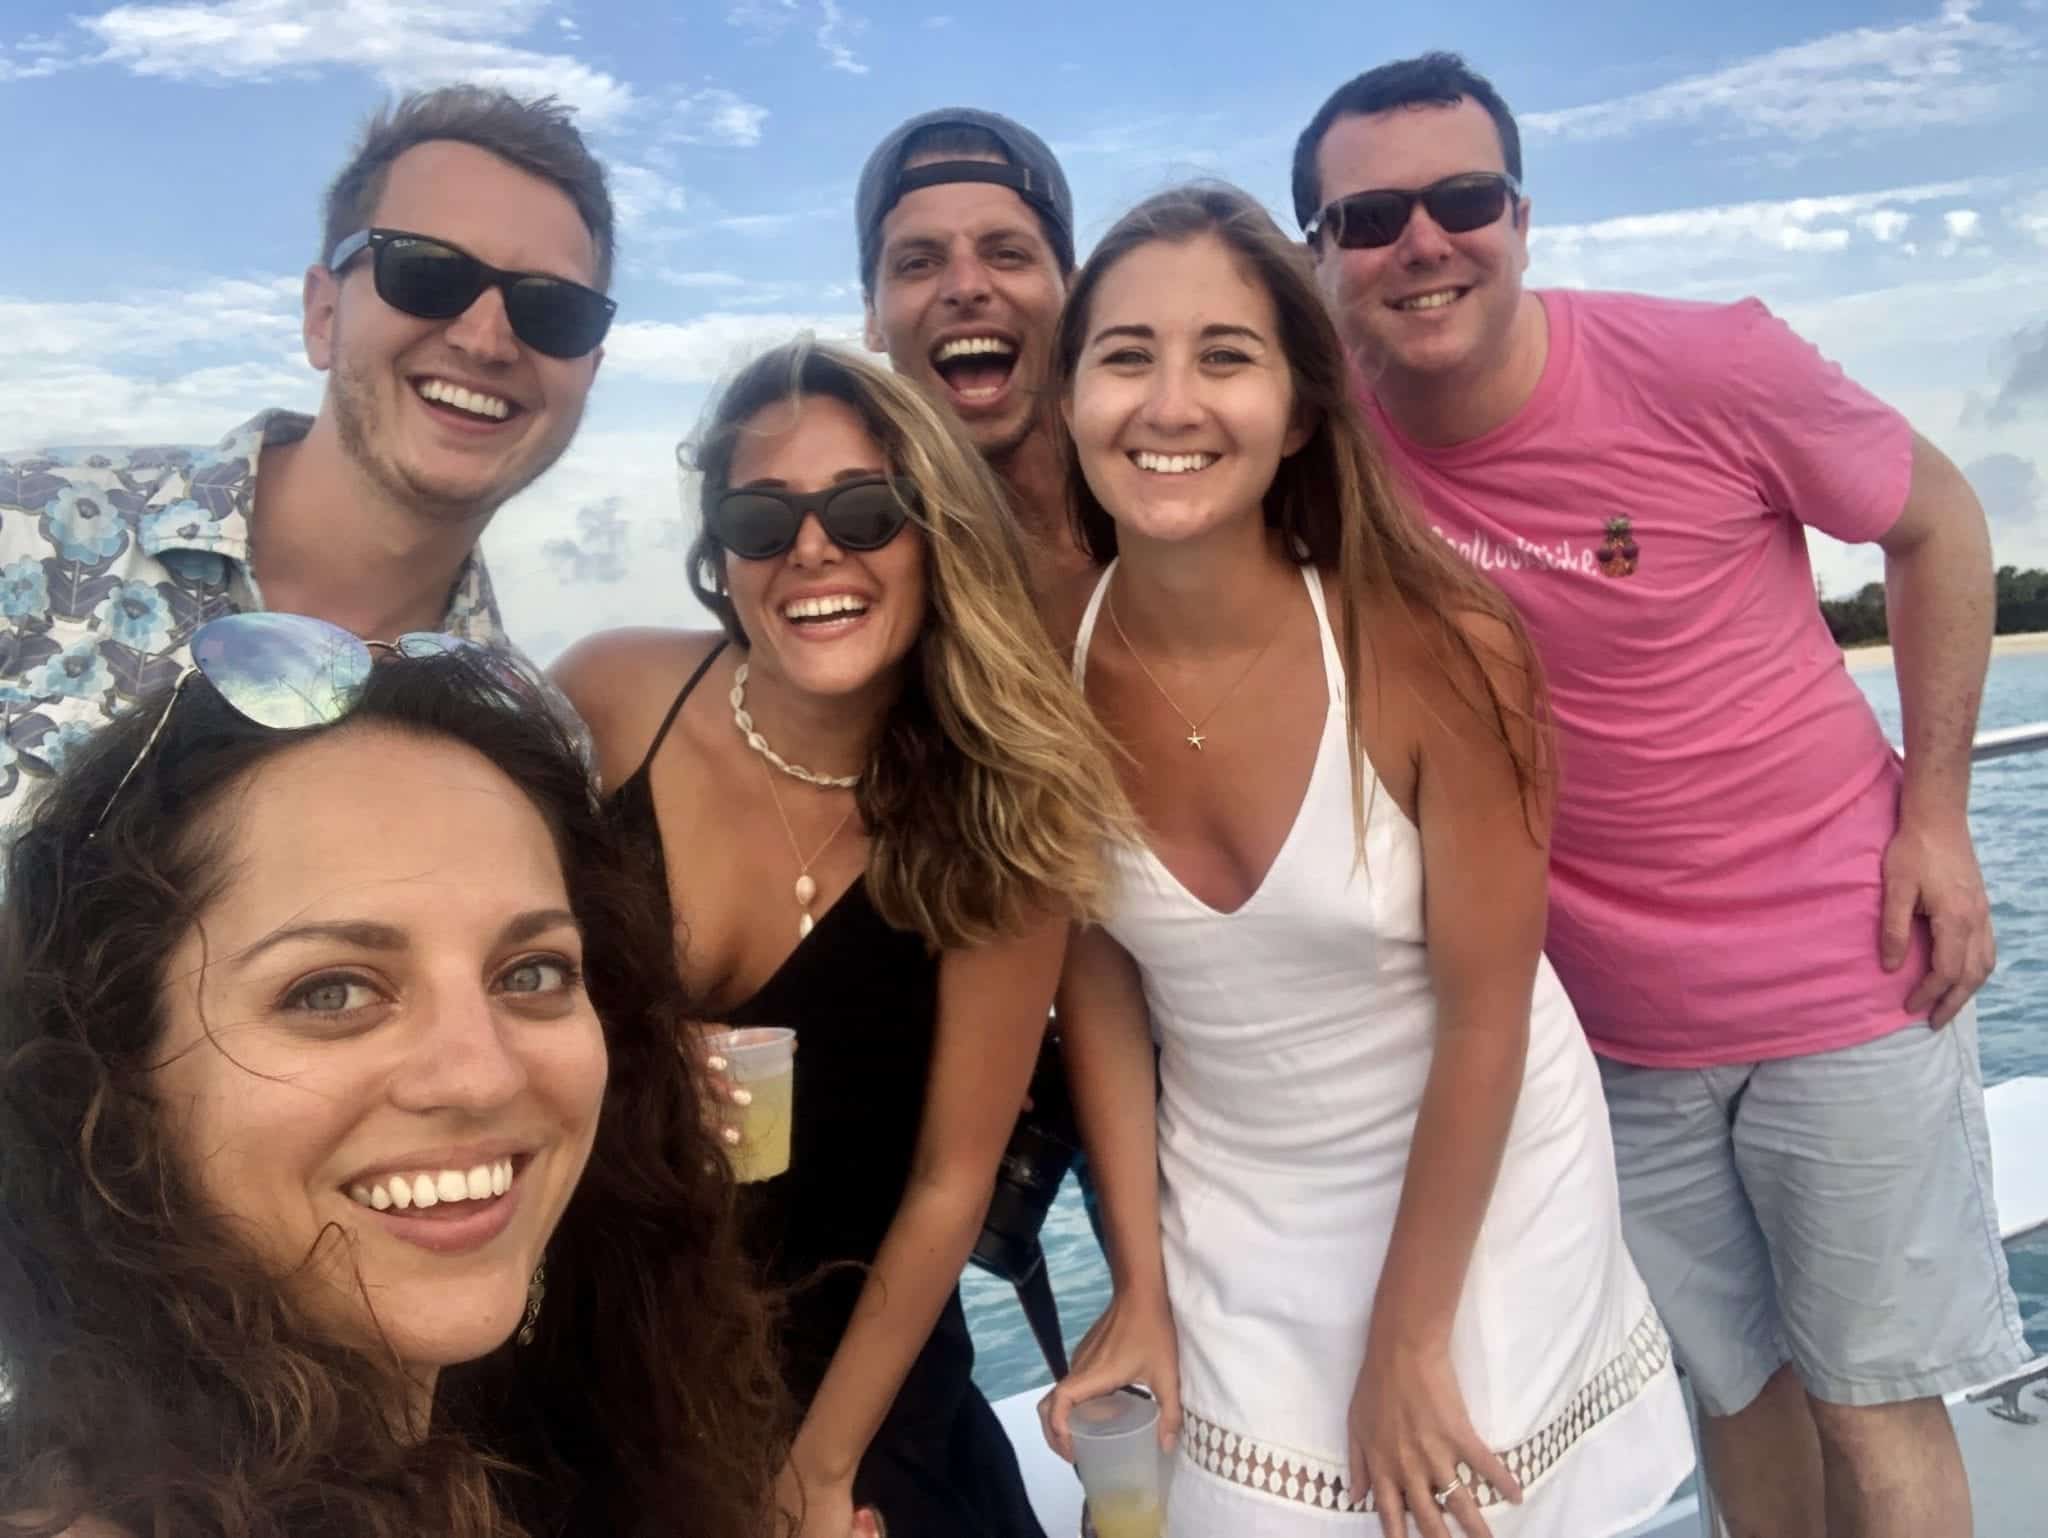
[1880,815,1995,1027]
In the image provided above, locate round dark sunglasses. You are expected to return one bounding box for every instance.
[1304,172,1521,250]
[709,477,921,561]
[327,228,617,359]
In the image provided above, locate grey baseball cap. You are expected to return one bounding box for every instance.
[855,107,1074,292]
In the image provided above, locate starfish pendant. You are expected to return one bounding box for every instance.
[1185,728,1207,750]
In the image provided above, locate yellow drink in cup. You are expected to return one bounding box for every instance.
[708,1027,796,1183]
[1088,1491,1164,1538]
[1070,1389,1169,1536]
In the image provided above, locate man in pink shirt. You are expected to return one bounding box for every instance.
[1296,52,2022,1538]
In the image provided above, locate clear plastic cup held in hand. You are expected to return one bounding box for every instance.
[707,1027,796,1182]
[1069,1389,1167,1538]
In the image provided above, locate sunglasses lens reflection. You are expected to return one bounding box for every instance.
[1338,193,1411,248]
[504,281,615,358]
[191,613,372,730]
[717,493,803,560]
[380,239,484,319]
[824,483,911,550]
[1428,177,1512,234]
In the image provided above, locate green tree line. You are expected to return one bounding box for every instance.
[1823,566,2048,647]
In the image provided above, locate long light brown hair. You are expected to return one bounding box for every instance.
[686,338,1133,948]
[1054,182,1552,841]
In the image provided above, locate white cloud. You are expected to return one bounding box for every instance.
[2,276,303,359]
[4,357,320,449]
[710,204,846,236]
[726,0,866,76]
[816,0,867,74]
[609,163,688,236]
[1523,0,2033,147]
[655,270,857,308]
[662,270,750,289]
[77,0,636,126]
[602,311,865,386]
[483,426,712,661]
[725,0,800,41]
[2014,192,2048,247]
[1941,206,1986,256]
[662,85,770,147]
[0,273,317,447]
[0,36,79,79]
[1857,210,1913,243]
[922,14,953,27]
[1533,179,1980,267]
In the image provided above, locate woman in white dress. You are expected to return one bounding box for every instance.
[1038,183,1694,1537]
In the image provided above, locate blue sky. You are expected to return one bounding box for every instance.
[4,0,2046,659]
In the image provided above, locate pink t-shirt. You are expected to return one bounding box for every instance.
[1367,289,1926,1068]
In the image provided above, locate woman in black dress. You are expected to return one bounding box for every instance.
[554,340,1130,1538]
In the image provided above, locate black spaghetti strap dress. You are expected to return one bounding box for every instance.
[608,642,1047,1538]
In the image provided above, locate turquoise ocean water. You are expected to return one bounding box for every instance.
[967,650,2048,1400]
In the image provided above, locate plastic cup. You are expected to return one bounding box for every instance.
[1069,1389,1167,1538]
[708,1027,796,1182]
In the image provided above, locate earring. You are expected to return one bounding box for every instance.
[517,1261,547,1346]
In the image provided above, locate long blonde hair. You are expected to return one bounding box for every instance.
[686,338,1132,948]
[1054,183,1553,844]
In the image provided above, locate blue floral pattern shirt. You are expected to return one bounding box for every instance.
[0,409,537,826]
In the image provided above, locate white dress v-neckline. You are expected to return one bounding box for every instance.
[1073,560,1343,920]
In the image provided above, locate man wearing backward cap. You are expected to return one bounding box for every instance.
[857,109,1094,604]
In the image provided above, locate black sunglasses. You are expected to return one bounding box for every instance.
[327,228,616,359]
[709,477,921,561]
[1304,172,1522,250]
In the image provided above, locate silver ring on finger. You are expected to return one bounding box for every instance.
[1431,1473,1466,1508]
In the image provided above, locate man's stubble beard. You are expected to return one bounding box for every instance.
[330,352,581,528]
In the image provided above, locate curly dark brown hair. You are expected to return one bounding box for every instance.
[0,653,788,1537]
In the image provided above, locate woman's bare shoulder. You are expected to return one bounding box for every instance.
[549,627,729,784]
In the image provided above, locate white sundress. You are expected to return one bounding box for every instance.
[1074,563,1695,1536]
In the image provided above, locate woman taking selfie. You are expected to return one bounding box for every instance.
[0,625,783,1538]
[554,340,1129,1538]
[1038,185,1693,1537]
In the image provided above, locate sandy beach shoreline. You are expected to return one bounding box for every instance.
[1843,630,2048,674]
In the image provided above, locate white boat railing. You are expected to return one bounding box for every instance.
[1972,720,2048,763]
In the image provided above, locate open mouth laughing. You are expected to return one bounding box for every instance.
[781,591,872,634]
[929,334,1018,407]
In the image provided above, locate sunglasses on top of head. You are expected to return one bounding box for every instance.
[327,228,617,359]
[90,612,540,836]
[1304,172,1522,250]
[709,477,923,562]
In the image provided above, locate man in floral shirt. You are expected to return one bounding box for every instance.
[0,83,615,820]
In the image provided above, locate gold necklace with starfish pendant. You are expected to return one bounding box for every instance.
[1105,582,1287,751]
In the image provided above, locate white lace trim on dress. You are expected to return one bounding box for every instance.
[1179,1308,1673,1513]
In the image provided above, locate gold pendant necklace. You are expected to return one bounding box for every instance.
[760,756,856,939]
[1105,582,1287,751]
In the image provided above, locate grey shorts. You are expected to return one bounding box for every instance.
[1597,1006,2030,1417]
